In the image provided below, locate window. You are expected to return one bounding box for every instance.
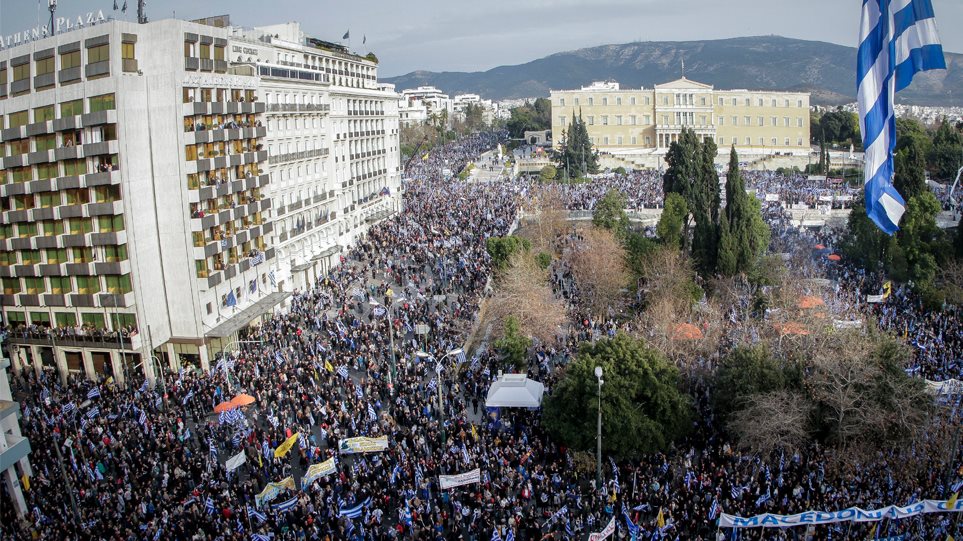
[719,137,725,145]
[628,115,636,125]
[771,116,777,126]
[785,137,791,146]
[7,139,29,155]
[757,116,764,126]
[643,115,651,124]
[88,44,110,64]
[797,99,803,108]
[105,274,132,294]
[34,106,55,123]
[797,137,803,146]
[60,99,83,117]
[61,50,81,69]
[49,277,71,294]
[24,277,46,294]
[602,97,608,106]
[195,259,209,278]
[97,215,124,233]
[757,98,764,106]
[72,247,93,262]
[89,93,116,112]
[184,41,195,57]
[601,116,608,125]
[55,311,77,325]
[2,278,21,295]
[718,116,724,126]
[588,97,594,106]
[122,42,135,60]
[745,98,750,106]
[615,115,622,126]
[81,313,106,328]
[559,116,567,126]
[616,136,623,145]
[616,97,622,106]
[797,118,804,128]
[745,137,751,145]
[18,223,37,237]
[21,250,41,264]
[63,159,87,176]
[771,99,777,107]
[35,56,54,76]
[75,276,100,294]
[68,219,92,235]
[103,245,127,262]
[630,97,636,105]
[701,97,707,105]
[12,63,30,84]
[8,110,29,128]
[559,98,565,107]
[644,136,651,146]
[574,98,579,106]
[10,166,31,183]
[42,221,63,236]
[783,117,790,127]
[603,137,609,145]
[199,43,211,59]
[587,116,594,125]
[719,97,724,106]
[0,67,6,88]
[36,163,58,180]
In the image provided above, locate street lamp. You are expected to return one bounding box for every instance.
[595,365,603,490]
[149,354,168,410]
[369,296,405,391]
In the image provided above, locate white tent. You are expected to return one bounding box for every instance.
[485,373,545,408]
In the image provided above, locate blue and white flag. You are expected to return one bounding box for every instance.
[209,439,218,460]
[62,402,77,416]
[858,0,946,234]
[86,407,100,419]
[247,505,267,524]
[138,410,147,426]
[505,529,515,541]
[182,389,195,405]
[138,380,149,393]
[455,349,467,365]
[368,403,377,421]
[205,497,217,515]
[272,496,298,513]
[491,528,502,541]
[252,535,270,541]
[709,499,721,521]
[339,497,371,519]
[87,387,101,400]
[355,385,364,400]
[622,505,640,540]
[337,365,349,379]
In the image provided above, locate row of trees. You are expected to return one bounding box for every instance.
[659,129,770,277]
[506,97,552,139]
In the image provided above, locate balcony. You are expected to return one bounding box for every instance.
[4,328,142,351]
[267,147,328,166]
[0,431,31,472]
[266,103,331,113]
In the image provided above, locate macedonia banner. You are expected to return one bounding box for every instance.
[338,435,389,454]
[301,457,338,489]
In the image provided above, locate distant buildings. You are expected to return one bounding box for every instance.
[0,14,400,382]
[551,79,811,162]
[398,87,501,127]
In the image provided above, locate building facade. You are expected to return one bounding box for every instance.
[401,86,452,126]
[0,15,400,384]
[551,79,810,157]
[224,22,401,294]
[0,346,31,517]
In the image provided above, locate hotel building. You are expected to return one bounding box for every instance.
[550,79,811,161]
[0,15,400,383]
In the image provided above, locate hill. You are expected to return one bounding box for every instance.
[384,36,962,106]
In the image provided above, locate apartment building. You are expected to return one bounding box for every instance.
[0,18,277,382]
[551,79,810,158]
[0,14,402,383]
[0,346,31,517]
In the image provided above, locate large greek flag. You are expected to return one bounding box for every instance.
[858,0,945,234]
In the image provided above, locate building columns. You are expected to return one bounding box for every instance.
[1,467,27,517]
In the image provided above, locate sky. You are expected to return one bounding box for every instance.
[1,0,961,77]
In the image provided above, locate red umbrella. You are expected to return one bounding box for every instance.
[827,254,841,261]
[213,401,237,413]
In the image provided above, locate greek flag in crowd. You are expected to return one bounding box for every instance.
[209,439,218,460]
[455,349,467,364]
[491,528,501,541]
[373,306,386,317]
[272,496,298,512]
[339,497,372,518]
[62,402,76,415]
[355,385,364,400]
[138,410,147,426]
[622,505,640,539]
[247,505,267,524]
[858,0,945,234]
[709,498,721,521]
[182,389,194,405]
[86,407,100,419]
[205,497,216,515]
[252,534,270,541]
[337,365,350,379]
[368,403,377,421]
[138,380,149,393]
[87,387,101,400]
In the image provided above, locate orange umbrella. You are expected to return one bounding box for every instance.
[826,254,841,261]
[814,244,826,250]
[670,323,704,341]
[213,401,237,413]
[230,393,256,407]
[797,296,825,310]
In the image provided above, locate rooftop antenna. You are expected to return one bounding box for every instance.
[137,0,147,24]
[48,0,57,35]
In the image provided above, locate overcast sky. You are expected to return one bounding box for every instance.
[2,0,961,77]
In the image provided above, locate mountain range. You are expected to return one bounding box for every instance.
[384,36,963,107]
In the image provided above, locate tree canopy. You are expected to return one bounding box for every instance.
[507,98,551,138]
[556,113,599,178]
[718,147,770,276]
[592,189,629,235]
[543,334,693,459]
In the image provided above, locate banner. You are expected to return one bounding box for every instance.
[274,432,300,458]
[301,457,337,489]
[719,499,963,529]
[765,194,780,202]
[587,515,616,541]
[867,294,885,303]
[438,468,481,490]
[833,319,863,329]
[225,451,246,472]
[338,435,389,454]
[254,476,296,508]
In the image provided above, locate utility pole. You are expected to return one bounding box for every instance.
[595,366,603,491]
[52,431,81,528]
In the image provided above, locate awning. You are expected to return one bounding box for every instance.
[365,209,393,224]
[205,291,291,339]
[313,245,342,260]
[485,373,545,408]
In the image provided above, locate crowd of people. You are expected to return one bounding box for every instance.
[2,137,961,541]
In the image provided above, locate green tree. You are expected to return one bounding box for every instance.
[494,316,532,371]
[893,136,928,202]
[718,147,770,276]
[690,136,721,275]
[819,109,860,147]
[592,189,629,236]
[506,98,552,138]
[556,114,599,178]
[840,199,892,273]
[539,164,557,182]
[713,345,788,419]
[929,119,963,181]
[624,232,658,277]
[656,192,688,250]
[899,191,944,287]
[542,334,693,458]
[486,236,531,270]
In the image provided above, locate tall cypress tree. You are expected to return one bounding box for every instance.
[662,129,700,251]
[691,136,721,275]
[719,147,770,275]
[556,113,598,179]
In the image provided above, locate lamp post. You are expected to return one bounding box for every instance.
[48,0,57,36]
[51,430,81,527]
[369,296,405,392]
[149,354,168,410]
[595,365,603,491]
